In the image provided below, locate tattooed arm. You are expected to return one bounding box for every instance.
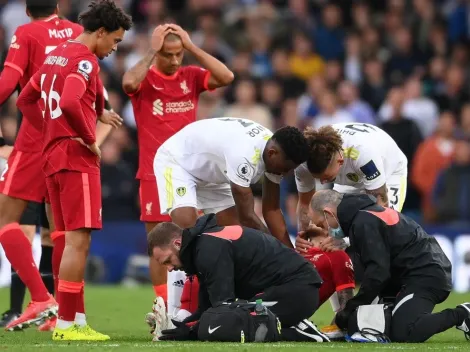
[331,288,355,324]
[297,190,315,231]
[365,184,389,208]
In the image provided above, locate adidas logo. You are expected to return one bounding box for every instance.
[173,280,185,287]
[153,99,164,116]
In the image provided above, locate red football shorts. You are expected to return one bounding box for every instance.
[139,179,171,223]
[46,170,102,231]
[0,148,46,203]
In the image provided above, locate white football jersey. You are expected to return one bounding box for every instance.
[295,123,407,193]
[158,117,281,187]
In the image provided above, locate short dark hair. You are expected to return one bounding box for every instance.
[79,0,133,33]
[304,126,343,174]
[271,126,309,165]
[26,0,57,18]
[147,222,182,256]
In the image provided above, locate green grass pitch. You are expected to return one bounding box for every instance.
[0,286,469,351]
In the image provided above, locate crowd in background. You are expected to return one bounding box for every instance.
[0,0,469,231]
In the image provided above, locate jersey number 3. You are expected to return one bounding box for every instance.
[40,74,62,120]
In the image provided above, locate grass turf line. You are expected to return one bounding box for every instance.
[0,286,468,351]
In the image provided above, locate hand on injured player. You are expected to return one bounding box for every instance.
[296,224,347,253]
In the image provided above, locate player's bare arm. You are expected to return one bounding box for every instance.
[122,25,172,94]
[230,182,270,235]
[168,24,234,89]
[365,184,389,208]
[262,176,293,248]
[297,189,315,232]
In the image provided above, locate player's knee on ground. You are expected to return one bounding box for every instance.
[40,227,53,247]
[390,320,424,343]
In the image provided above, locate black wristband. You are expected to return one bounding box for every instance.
[0,137,5,147]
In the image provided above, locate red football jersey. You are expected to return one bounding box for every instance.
[303,247,355,306]
[32,40,100,176]
[3,14,82,152]
[128,65,211,180]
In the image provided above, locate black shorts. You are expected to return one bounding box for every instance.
[18,202,49,229]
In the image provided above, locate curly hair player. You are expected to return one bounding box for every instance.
[16,0,132,341]
[295,123,408,253]
[150,117,309,338]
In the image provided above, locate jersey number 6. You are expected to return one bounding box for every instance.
[40,74,62,120]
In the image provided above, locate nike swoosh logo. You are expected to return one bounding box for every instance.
[208,325,221,334]
[152,85,164,90]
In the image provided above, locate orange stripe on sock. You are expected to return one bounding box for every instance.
[3,151,22,194]
[58,280,83,293]
[0,222,21,239]
[51,231,65,241]
[154,284,167,297]
[82,173,91,228]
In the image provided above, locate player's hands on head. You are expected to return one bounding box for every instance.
[295,223,324,253]
[151,24,172,52]
[167,24,193,49]
[319,237,348,252]
[99,110,123,128]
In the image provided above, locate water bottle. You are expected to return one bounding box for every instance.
[254,299,268,342]
[255,299,267,315]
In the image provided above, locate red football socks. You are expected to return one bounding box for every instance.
[154,283,168,304]
[76,283,85,314]
[58,280,83,322]
[51,231,65,297]
[0,223,50,302]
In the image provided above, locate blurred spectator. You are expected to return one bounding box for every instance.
[223,78,273,130]
[423,56,447,97]
[447,1,470,43]
[432,140,470,225]
[288,30,324,81]
[426,22,450,58]
[314,4,345,60]
[197,88,227,120]
[338,80,376,125]
[434,64,470,117]
[351,1,374,32]
[379,77,439,137]
[411,0,441,54]
[260,79,283,121]
[297,75,326,125]
[246,21,272,78]
[360,58,389,111]
[461,104,470,139]
[311,90,355,129]
[380,87,423,211]
[100,139,139,221]
[271,48,305,99]
[386,27,424,84]
[324,59,343,89]
[343,32,363,85]
[412,111,457,222]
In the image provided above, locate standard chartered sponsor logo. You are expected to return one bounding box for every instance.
[152,99,194,116]
[153,99,164,116]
